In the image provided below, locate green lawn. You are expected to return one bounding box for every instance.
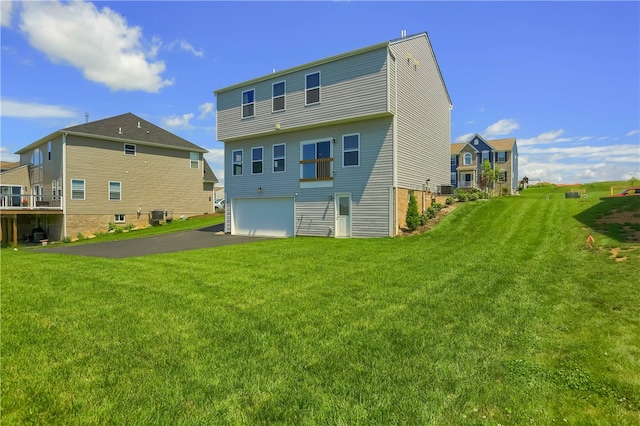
[2,186,639,424]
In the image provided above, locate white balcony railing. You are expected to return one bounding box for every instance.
[0,194,63,210]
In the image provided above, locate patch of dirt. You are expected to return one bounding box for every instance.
[400,203,460,236]
[609,247,635,262]
[596,210,640,243]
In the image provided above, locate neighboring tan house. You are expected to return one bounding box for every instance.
[215,31,452,238]
[450,134,519,194]
[1,113,217,247]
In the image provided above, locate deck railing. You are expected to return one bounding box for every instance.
[0,194,63,210]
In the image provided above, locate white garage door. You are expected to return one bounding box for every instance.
[232,197,295,237]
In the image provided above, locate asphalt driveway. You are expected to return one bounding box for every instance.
[40,224,273,258]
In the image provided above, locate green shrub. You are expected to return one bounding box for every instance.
[445,196,455,205]
[77,233,86,240]
[469,192,479,201]
[405,191,420,231]
[108,222,117,231]
[454,189,469,202]
[502,187,510,196]
[62,236,72,243]
[126,223,136,231]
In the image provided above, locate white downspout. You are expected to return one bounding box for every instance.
[392,50,399,236]
[62,133,67,238]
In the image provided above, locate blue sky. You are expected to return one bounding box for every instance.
[2,0,639,185]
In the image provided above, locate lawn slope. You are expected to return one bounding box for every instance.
[2,189,638,424]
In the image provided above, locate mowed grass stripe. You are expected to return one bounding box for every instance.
[2,188,639,424]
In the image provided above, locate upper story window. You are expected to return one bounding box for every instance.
[47,141,52,161]
[272,81,285,112]
[300,139,332,182]
[273,144,285,173]
[31,148,43,165]
[305,72,320,105]
[463,152,472,165]
[451,172,457,186]
[497,151,507,162]
[343,134,360,167]
[481,151,489,163]
[242,89,255,118]
[109,181,121,201]
[190,152,199,169]
[252,147,263,174]
[71,179,85,200]
[232,149,243,176]
[451,155,457,166]
[124,143,136,156]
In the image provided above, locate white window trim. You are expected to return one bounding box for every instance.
[71,179,85,200]
[272,81,286,112]
[463,153,472,165]
[342,133,360,168]
[273,143,286,173]
[305,71,321,106]
[124,143,136,156]
[190,152,199,169]
[114,214,126,223]
[299,138,333,189]
[232,149,243,176]
[241,89,255,119]
[497,151,507,162]
[251,146,264,175]
[109,181,121,201]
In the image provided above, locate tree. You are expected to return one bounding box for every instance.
[479,160,499,196]
[629,176,639,187]
[405,191,420,231]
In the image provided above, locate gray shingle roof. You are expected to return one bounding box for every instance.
[63,112,206,152]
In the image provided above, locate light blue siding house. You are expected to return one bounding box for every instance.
[215,32,452,237]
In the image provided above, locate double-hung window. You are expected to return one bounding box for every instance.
[272,81,285,112]
[451,155,457,166]
[242,89,255,118]
[343,134,359,167]
[252,147,263,174]
[232,149,243,176]
[109,181,121,201]
[481,151,489,163]
[498,171,508,183]
[273,144,285,173]
[300,139,332,182]
[124,143,136,156]
[305,72,320,105]
[451,173,457,186]
[190,152,199,169]
[463,153,472,165]
[71,179,85,200]
[497,151,507,162]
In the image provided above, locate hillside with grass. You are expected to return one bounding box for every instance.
[2,182,639,424]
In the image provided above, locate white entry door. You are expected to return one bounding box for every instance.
[335,193,351,238]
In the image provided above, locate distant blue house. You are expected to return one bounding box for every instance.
[450,134,518,193]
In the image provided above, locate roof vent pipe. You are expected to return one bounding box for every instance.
[401,29,407,38]
[137,121,141,128]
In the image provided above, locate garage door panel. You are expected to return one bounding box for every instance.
[232,197,294,237]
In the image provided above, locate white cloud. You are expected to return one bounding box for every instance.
[1,98,76,118]
[163,113,194,128]
[0,146,20,162]
[518,142,640,183]
[626,130,639,137]
[518,129,565,146]
[168,39,204,57]
[198,102,214,120]
[19,1,172,92]
[1,0,14,27]
[454,132,475,143]
[205,147,225,186]
[483,118,519,138]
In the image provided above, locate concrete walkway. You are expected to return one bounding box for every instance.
[40,224,273,258]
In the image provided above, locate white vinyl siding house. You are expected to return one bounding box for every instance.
[215,32,452,238]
